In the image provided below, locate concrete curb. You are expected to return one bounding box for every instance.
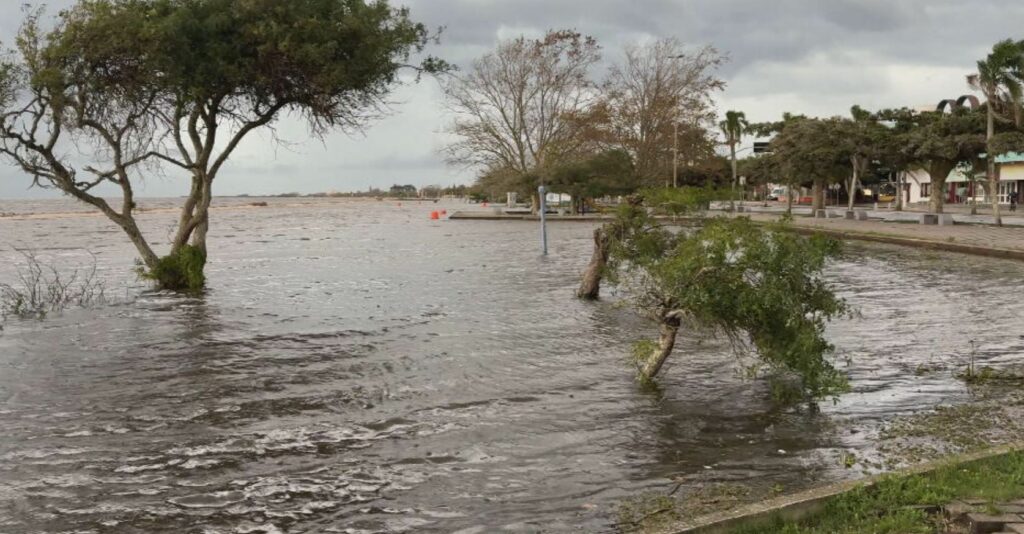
[654,443,1024,534]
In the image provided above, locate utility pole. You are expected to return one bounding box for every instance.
[538,185,548,255]
[672,122,679,188]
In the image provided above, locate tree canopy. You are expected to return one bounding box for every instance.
[1,0,443,290]
[599,201,848,401]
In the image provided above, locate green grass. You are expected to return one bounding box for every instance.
[730,450,1024,534]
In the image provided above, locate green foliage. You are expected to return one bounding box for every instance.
[770,117,853,188]
[738,153,779,187]
[641,186,724,216]
[989,131,1024,155]
[604,205,849,401]
[49,0,444,124]
[548,149,637,203]
[388,184,418,196]
[142,245,207,292]
[733,450,1024,533]
[469,166,535,203]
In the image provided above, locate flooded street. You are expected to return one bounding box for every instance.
[1,198,1023,533]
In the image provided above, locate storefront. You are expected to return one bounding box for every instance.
[906,154,1024,206]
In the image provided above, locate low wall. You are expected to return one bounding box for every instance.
[656,443,1024,534]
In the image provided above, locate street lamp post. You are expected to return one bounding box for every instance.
[538,185,548,255]
[673,122,678,188]
[732,145,754,208]
[668,54,686,189]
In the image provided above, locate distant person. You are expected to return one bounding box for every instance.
[1011,194,1018,213]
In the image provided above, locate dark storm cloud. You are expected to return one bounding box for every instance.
[3,0,1024,197]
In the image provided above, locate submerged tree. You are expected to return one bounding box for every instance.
[0,0,443,291]
[575,187,716,300]
[582,200,848,401]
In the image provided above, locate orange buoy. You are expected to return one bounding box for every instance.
[430,211,439,220]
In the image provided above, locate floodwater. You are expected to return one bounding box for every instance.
[1,197,1023,533]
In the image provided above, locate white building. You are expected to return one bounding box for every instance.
[905,153,1024,206]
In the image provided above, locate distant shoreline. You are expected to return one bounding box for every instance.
[0,196,464,221]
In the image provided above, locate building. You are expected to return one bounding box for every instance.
[905,153,1024,206]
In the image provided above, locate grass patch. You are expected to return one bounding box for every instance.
[730,450,1024,533]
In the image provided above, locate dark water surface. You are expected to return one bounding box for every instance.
[1,198,1023,533]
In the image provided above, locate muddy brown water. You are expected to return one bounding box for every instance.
[1,197,1023,533]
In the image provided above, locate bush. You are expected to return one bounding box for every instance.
[0,249,107,321]
[641,186,727,216]
[142,245,206,292]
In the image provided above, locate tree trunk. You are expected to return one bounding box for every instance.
[930,181,944,214]
[990,163,1003,226]
[987,107,1003,226]
[172,175,203,251]
[847,157,860,211]
[190,177,213,256]
[785,178,794,214]
[929,161,953,215]
[119,216,160,270]
[577,227,610,300]
[811,179,824,212]
[895,172,904,211]
[639,317,680,380]
[730,143,738,211]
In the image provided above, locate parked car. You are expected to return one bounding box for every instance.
[767,187,788,201]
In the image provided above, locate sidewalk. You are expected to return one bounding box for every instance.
[719,203,1024,227]
[730,211,1024,260]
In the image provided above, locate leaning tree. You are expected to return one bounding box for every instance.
[582,198,848,402]
[0,0,444,290]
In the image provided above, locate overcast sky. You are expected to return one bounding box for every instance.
[2,0,1023,199]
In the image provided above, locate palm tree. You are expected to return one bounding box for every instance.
[968,39,1024,226]
[720,110,749,211]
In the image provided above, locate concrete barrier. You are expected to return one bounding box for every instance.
[938,214,955,226]
[844,210,856,220]
[814,209,827,219]
[920,213,938,225]
[854,210,869,221]
[660,443,1024,534]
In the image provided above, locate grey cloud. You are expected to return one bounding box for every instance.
[3,0,1024,198]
